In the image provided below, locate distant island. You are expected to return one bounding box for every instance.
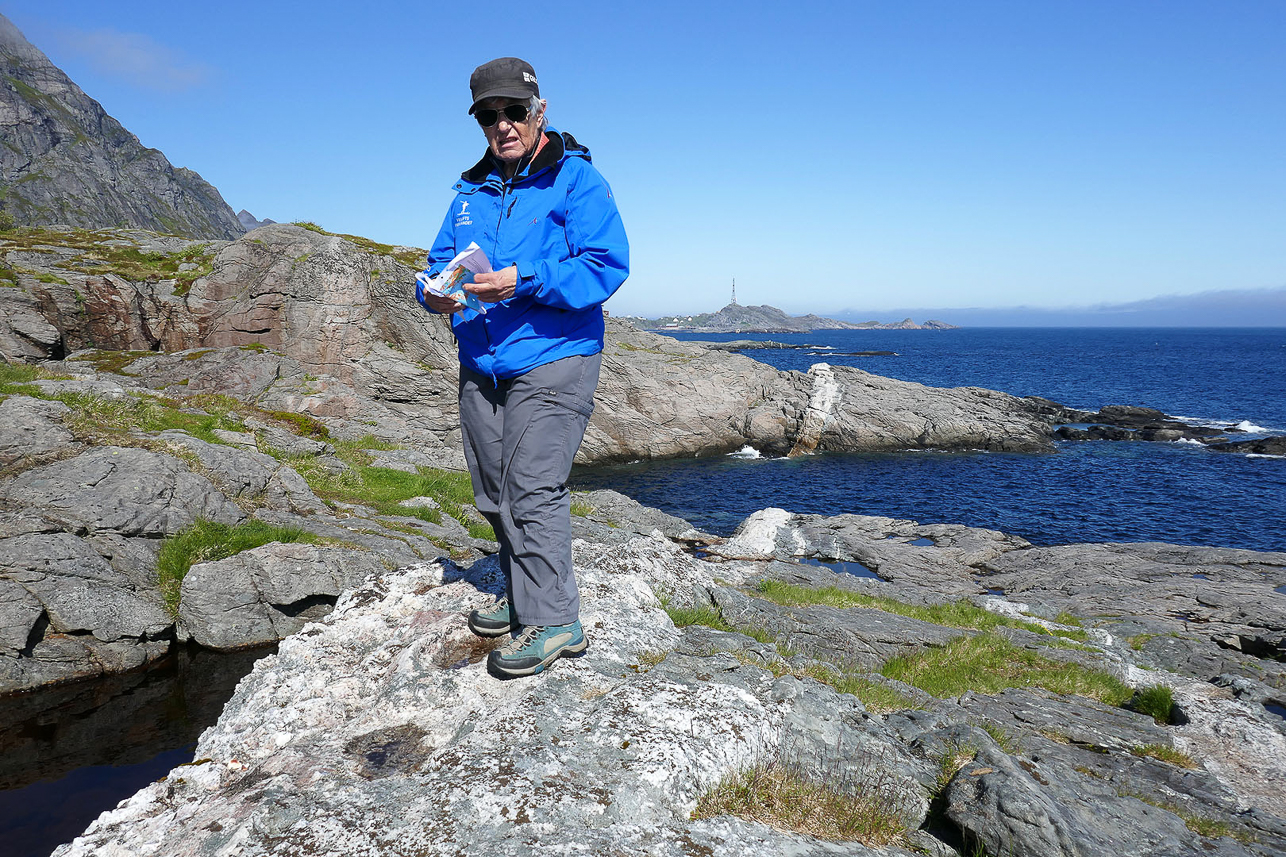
[630,302,957,333]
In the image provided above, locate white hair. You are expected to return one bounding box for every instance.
[529,96,548,131]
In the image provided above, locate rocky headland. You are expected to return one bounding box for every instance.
[1,223,1284,855]
[641,303,957,334]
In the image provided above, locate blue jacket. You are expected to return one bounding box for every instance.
[419,128,629,380]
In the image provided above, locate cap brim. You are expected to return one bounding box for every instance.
[468,87,536,114]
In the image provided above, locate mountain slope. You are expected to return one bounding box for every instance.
[0,14,243,239]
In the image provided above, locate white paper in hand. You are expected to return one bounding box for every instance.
[417,242,493,314]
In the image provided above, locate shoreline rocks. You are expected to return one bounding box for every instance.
[47,497,1286,857]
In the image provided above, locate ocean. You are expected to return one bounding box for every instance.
[571,327,1286,552]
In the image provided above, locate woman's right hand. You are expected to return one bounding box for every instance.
[418,283,464,314]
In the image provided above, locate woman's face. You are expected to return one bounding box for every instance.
[478,97,545,169]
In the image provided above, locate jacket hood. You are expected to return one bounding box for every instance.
[459,127,591,187]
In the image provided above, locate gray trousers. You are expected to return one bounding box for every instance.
[458,353,601,626]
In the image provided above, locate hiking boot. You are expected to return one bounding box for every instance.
[468,598,512,637]
[487,621,588,678]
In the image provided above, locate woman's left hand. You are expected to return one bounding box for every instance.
[467,266,518,302]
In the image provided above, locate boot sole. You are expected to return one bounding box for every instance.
[467,618,513,638]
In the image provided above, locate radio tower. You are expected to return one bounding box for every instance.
[731,278,737,306]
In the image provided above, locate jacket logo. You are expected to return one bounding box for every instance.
[455,200,473,227]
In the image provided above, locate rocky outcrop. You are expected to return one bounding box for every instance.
[1052,404,1231,444]
[50,502,1286,857]
[692,339,897,357]
[714,508,1286,690]
[0,389,498,693]
[642,304,957,333]
[645,302,868,333]
[1209,436,1286,457]
[236,210,276,231]
[0,224,1058,460]
[0,15,243,238]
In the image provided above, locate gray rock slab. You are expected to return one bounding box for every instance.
[945,745,1256,857]
[0,635,170,696]
[0,576,43,651]
[574,488,712,541]
[364,447,440,474]
[2,446,243,536]
[955,687,1171,751]
[178,543,386,650]
[156,430,327,515]
[0,394,77,469]
[242,417,331,457]
[250,508,456,567]
[0,532,170,642]
[982,543,1286,663]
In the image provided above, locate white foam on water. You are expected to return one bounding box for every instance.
[1233,420,1270,433]
[1173,438,1206,447]
[1247,453,1286,460]
[1174,415,1277,433]
[727,445,761,459]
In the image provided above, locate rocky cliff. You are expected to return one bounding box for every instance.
[0,14,244,239]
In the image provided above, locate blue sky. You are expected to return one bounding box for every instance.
[6,1,1285,319]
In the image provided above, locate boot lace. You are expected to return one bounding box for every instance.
[500,624,547,654]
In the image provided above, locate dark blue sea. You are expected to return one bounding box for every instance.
[571,328,1286,552]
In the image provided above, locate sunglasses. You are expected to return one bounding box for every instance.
[474,104,532,128]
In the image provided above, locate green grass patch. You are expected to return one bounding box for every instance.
[1130,744,1197,768]
[879,632,1133,705]
[156,518,320,612]
[570,500,593,517]
[1119,791,1249,842]
[0,361,63,396]
[289,221,424,267]
[977,722,1017,754]
[692,759,909,846]
[663,601,736,633]
[1128,633,1157,651]
[284,439,493,540]
[662,596,917,713]
[1130,685,1176,725]
[755,580,1081,640]
[9,264,69,285]
[265,409,329,439]
[55,391,246,445]
[0,226,215,288]
[62,243,214,286]
[68,349,155,376]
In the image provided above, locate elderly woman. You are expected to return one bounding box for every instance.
[416,57,629,678]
